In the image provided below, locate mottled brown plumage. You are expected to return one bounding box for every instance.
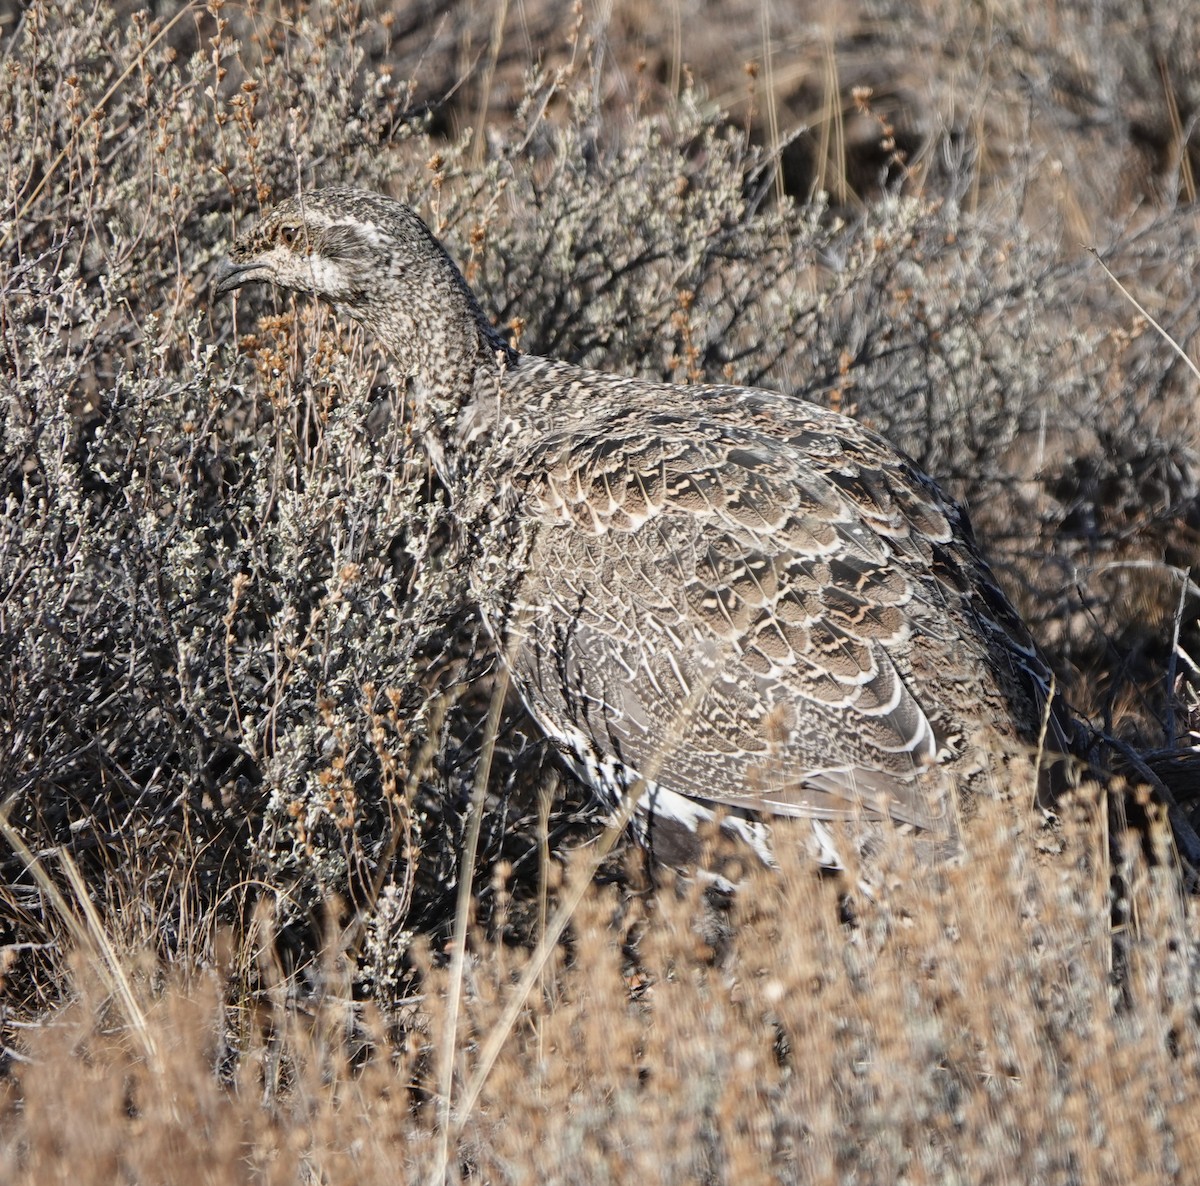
[217,186,1076,864]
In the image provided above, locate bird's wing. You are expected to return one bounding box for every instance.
[503,409,1052,832]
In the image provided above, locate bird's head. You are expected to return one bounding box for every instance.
[214,187,409,310]
[215,186,513,428]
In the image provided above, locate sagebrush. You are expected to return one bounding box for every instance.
[2,2,1200,1183]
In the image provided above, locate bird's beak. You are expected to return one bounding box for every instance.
[214,258,257,296]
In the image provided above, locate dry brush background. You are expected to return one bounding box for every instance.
[2,1,1200,1181]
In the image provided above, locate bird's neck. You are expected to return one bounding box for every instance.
[355,251,515,480]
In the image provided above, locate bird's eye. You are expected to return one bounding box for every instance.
[279,224,299,248]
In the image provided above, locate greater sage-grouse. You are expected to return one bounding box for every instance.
[216,186,1075,866]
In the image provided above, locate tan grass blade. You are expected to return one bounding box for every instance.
[0,800,159,1066]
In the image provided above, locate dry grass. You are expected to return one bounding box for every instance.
[3,780,1199,1183]
[3,0,1200,1181]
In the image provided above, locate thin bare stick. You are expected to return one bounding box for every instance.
[1089,558,1200,598]
[1033,671,1057,809]
[433,665,511,1186]
[341,687,459,966]
[534,770,556,1076]
[1087,247,1200,385]
[1166,573,1191,747]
